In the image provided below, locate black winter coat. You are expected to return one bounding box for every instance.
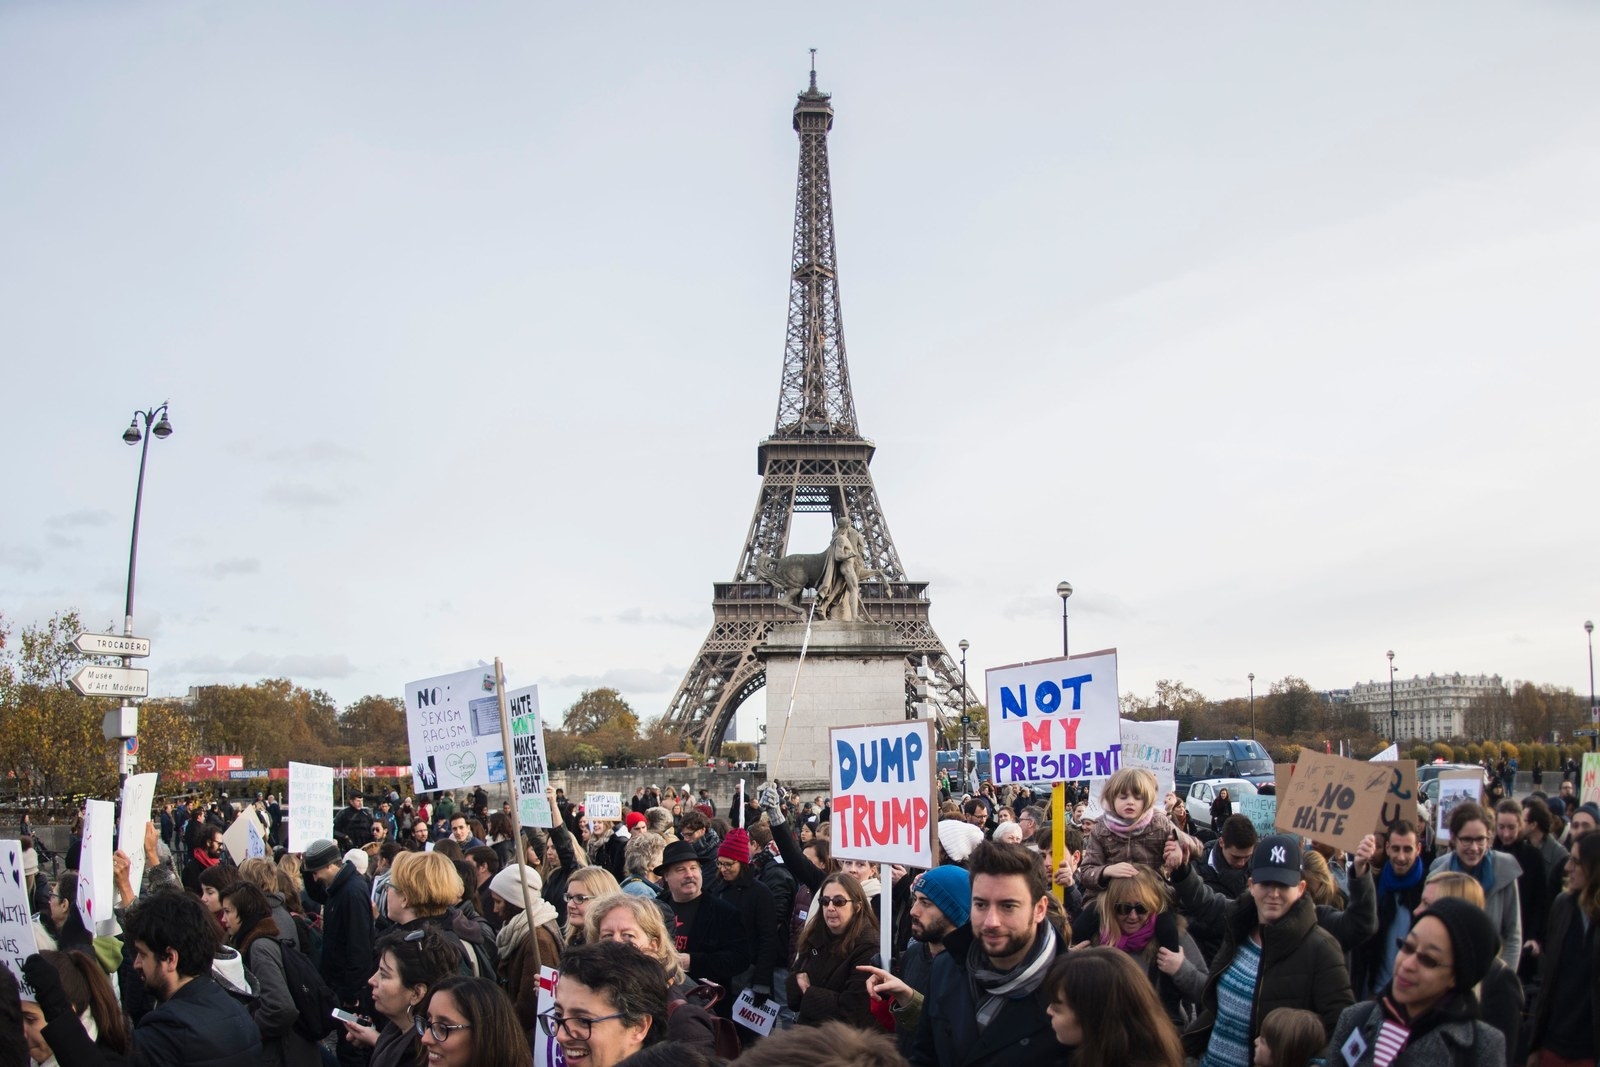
[308,861,376,1004]
[908,923,1067,1067]
[1182,880,1354,1056]
[786,931,878,1029]
[1526,892,1600,1060]
[48,974,262,1067]
[710,870,779,992]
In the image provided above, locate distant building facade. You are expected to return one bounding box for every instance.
[1347,672,1506,743]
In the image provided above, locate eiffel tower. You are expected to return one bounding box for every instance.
[663,68,967,755]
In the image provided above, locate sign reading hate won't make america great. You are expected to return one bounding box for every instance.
[404,666,509,794]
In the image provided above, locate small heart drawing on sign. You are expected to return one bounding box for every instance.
[444,751,476,784]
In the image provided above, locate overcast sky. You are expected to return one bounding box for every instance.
[4,3,1597,744]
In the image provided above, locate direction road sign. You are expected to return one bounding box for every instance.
[69,665,149,698]
[73,632,151,658]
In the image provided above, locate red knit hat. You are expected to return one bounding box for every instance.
[718,828,752,864]
[624,811,647,830]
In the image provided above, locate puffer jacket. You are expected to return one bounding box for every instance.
[1079,808,1198,895]
[1183,884,1354,1056]
[1323,997,1505,1067]
[1427,850,1521,969]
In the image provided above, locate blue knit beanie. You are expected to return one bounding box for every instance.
[912,865,971,928]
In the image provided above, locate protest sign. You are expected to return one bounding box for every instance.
[404,666,509,794]
[0,841,39,997]
[829,720,937,868]
[117,771,158,896]
[1120,719,1178,795]
[1273,763,1296,797]
[584,792,622,822]
[986,650,1121,786]
[732,988,780,1036]
[534,966,565,1067]
[1369,743,1399,763]
[1582,753,1600,805]
[288,762,335,852]
[1370,760,1419,835]
[1240,795,1277,837]
[76,799,115,935]
[1274,751,1391,854]
[508,685,552,829]
[223,807,269,864]
[1434,771,1482,843]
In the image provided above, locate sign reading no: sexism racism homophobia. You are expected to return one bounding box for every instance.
[985,650,1122,785]
[830,720,937,868]
[404,666,509,794]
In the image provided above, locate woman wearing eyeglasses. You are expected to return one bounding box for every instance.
[544,940,667,1067]
[563,866,622,948]
[785,872,878,1029]
[417,974,533,1067]
[1427,802,1522,970]
[1092,867,1207,1025]
[342,925,461,1067]
[1320,897,1507,1066]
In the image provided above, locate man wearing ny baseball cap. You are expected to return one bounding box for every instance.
[1173,834,1354,1066]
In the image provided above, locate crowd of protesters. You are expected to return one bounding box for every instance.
[2,765,1597,1067]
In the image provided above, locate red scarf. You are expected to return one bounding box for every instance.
[192,849,221,870]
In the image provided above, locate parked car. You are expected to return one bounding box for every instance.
[1185,778,1259,830]
[1174,739,1275,793]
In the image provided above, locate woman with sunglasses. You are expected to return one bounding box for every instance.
[1427,802,1523,970]
[786,872,878,1029]
[1320,896,1506,1066]
[1092,867,1206,1025]
[341,925,461,1067]
[417,974,532,1067]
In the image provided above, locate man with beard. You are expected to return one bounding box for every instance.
[180,825,226,895]
[54,889,260,1065]
[909,842,1065,1067]
[1351,820,1427,997]
[860,865,971,1056]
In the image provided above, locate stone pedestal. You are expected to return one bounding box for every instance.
[758,621,909,791]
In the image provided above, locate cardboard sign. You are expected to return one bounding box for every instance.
[404,666,509,793]
[1370,760,1419,835]
[1274,751,1391,854]
[584,792,622,822]
[117,772,159,896]
[1273,763,1296,798]
[1086,718,1179,817]
[508,686,553,829]
[1434,771,1483,843]
[1582,753,1600,805]
[288,762,335,853]
[1240,795,1278,838]
[0,841,39,997]
[732,987,779,1036]
[986,649,1121,785]
[829,720,937,868]
[76,799,115,934]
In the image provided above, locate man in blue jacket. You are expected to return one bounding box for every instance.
[910,841,1066,1067]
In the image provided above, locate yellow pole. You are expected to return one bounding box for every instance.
[1051,782,1066,903]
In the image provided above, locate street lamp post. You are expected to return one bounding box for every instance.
[1387,650,1397,745]
[958,639,970,784]
[1056,581,1072,657]
[1586,621,1595,752]
[112,403,173,775]
[1248,673,1255,740]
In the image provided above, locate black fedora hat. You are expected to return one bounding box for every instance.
[655,840,700,876]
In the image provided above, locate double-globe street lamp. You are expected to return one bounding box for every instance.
[1057,581,1072,657]
[110,403,173,773]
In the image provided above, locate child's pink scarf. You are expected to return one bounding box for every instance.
[1100,807,1157,837]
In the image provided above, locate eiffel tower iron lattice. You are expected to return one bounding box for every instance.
[663,70,968,756]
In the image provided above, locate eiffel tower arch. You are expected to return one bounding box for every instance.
[663,70,967,755]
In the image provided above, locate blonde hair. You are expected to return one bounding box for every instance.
[389,850,464,917]
[1100,768,1157,816]
[1300,851,1344,908]
[1424,870,1486,908]
[1097,866,1169,946]
[584,892,683,983]
[276,854,304,894]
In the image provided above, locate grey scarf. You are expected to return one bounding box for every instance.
[966,921,1058,1030]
